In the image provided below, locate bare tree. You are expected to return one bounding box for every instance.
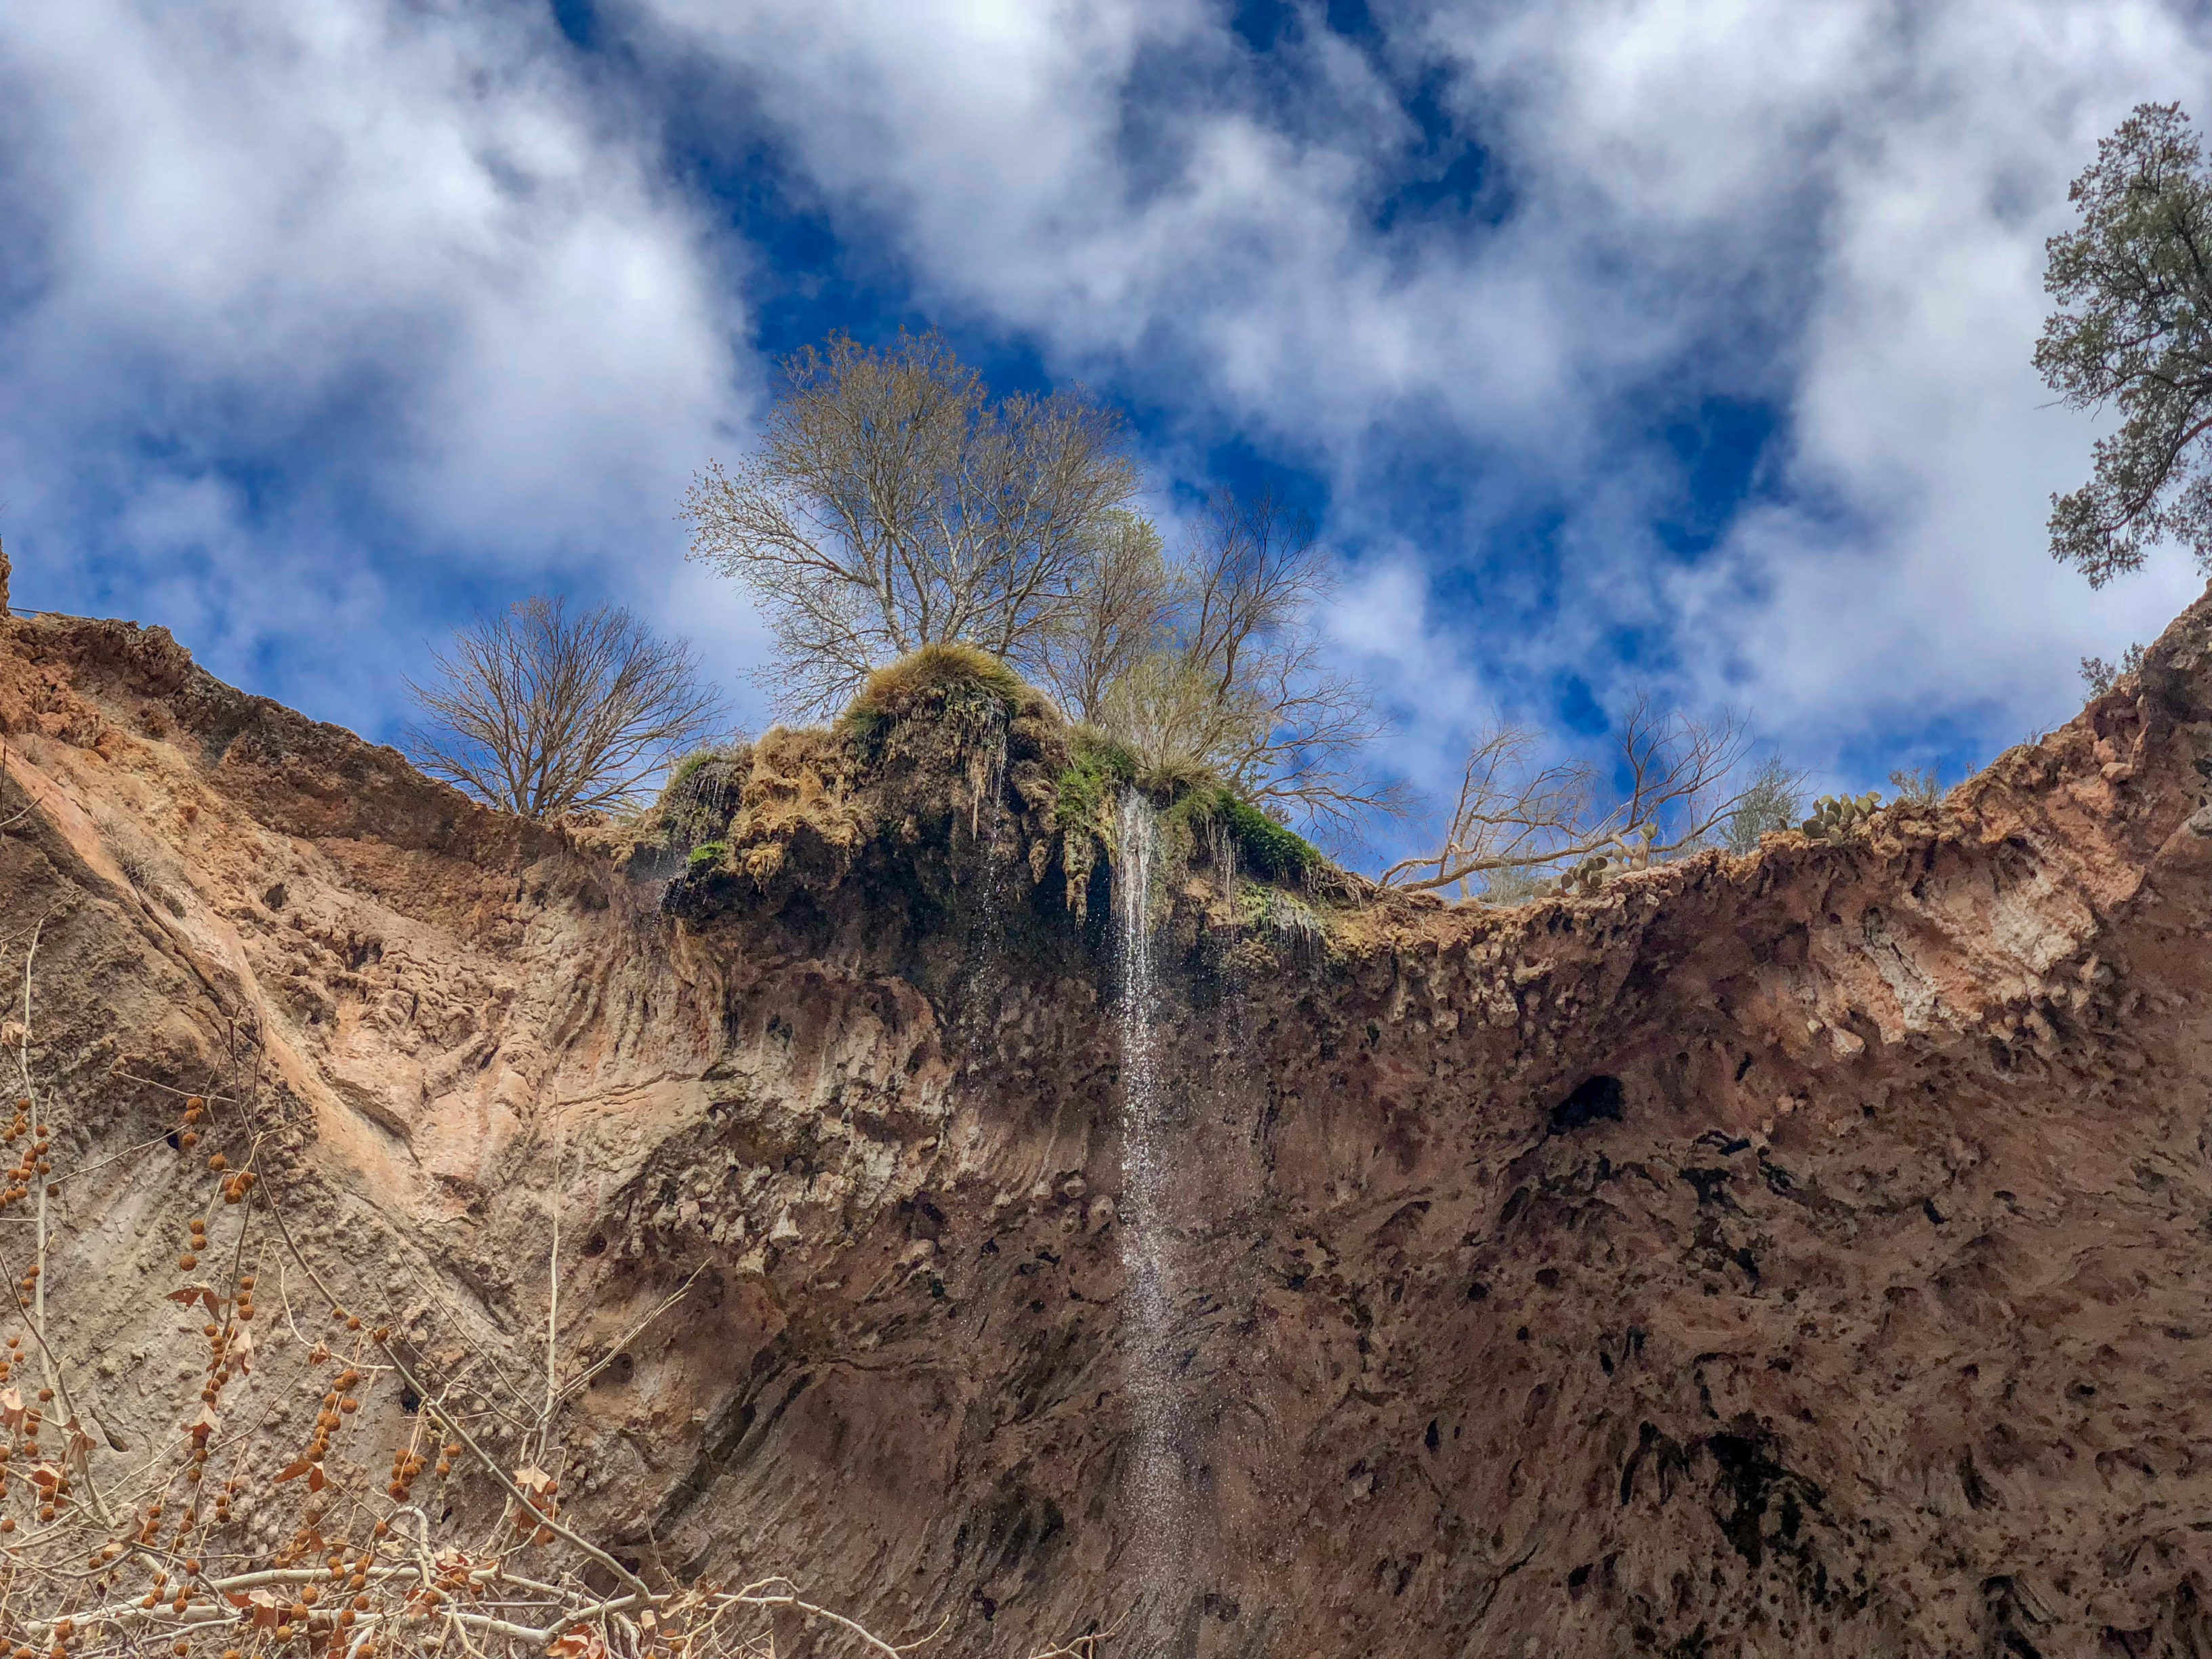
[1723,754,1806,854]
[1385,693,1753,896]
[1031,510,1175,722]
[404,596,723,819]
[682,331,1141,716]
[1087,490,1402,838]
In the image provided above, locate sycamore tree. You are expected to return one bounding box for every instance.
[2037,102,2212,583]
[682,331,1140,716]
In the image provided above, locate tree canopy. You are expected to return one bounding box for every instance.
[687,334,1400,840]
[2037,102,2212,584]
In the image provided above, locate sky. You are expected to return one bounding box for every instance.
[2,0,2209,870]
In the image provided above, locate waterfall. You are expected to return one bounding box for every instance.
[1113,790,1189,1639]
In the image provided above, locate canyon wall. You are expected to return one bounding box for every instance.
[7,594,2212,1657]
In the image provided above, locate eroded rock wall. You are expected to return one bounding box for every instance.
[8,598,2212,1657]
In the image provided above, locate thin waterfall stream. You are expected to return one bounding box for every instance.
[1113,790,1191,1639]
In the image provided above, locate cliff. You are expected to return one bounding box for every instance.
[6,592,2212,1658]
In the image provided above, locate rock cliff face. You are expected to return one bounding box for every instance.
[9,594,2212,1659]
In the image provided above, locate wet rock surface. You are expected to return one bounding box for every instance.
[7,596,2212,1655]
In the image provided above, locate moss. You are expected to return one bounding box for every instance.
[1054,728,1139,834]
[842,705,890,748]
[668,747,722,793]
[653,743,752,853]
[687,840,729,871]
[1165,786,1322,882]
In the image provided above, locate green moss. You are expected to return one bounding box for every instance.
[1164,785,1323,882]
[1055,727,1139,833]
[668,747,720,792]
[842,705,890,747]
[1221,794,1322,882]
[687,840,729,871]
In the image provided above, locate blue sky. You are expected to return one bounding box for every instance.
[2,0,2209,869]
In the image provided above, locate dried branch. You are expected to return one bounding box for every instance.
[1088,489,1405,839]
[1385,693,1753,895]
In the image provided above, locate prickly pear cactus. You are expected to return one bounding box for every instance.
[1563,853,1611,895]
[1801,791,1882,844]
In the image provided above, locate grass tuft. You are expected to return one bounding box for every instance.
[841,644,1025,734]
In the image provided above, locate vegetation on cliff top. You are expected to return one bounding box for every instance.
[681,329,1397,843]
[404,90,2212,897]
[639,641,1336,927]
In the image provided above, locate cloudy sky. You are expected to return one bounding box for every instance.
[2,0,2208,867]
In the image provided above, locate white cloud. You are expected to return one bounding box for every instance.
[0,0,754,731]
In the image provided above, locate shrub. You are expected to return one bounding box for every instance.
[2081,644,2146,697]
[1723,756,1805,855]
[1887,766,1945,806]
[687,839,729,871]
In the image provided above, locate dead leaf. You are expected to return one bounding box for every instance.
[274,1458,310,1483]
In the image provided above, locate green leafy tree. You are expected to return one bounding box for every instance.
[2036,103,2212,584]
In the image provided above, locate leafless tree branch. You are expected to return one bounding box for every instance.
[402,598,723,820]
[1087,490,1406,839]
[1384,693,1753,896]
[682,331,1141,717]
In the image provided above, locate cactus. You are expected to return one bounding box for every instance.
[1801,792,1882,844]
[1563,853,1610,895]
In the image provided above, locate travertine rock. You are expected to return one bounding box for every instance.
[8,593,2212,1657]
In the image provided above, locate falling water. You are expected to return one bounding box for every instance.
[1113,790,1190,1638]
